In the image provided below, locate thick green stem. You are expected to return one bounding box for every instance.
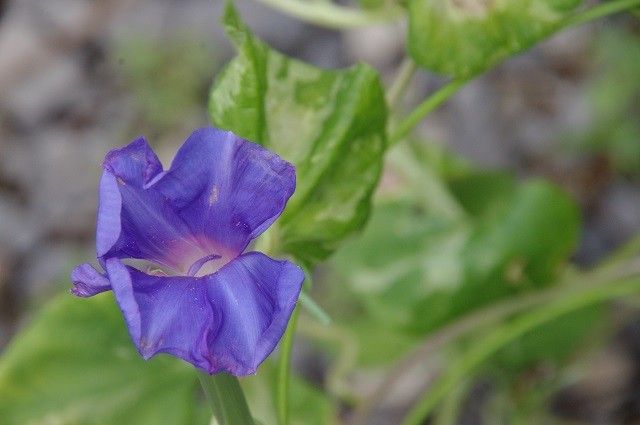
[198,372,255,425]
[401,276,640,425]
[277,306,300,425]
[251,0,403,29]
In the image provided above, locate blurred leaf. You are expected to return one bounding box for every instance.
[407,0,582,77]
[210,4,387,266]
[0,294,206,425]
[412,142,471,180]
[357,0,401,11]
[449,171,517,217]
[491,305,603,374]
[470,305,605,424]
[358,0,385,9]
[346,320,420,365]
[571,28,640,173]
[463,178,580,285]
[331,176,580,335]
[332,201,461,332]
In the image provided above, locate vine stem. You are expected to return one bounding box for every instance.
[402,275,640,425]
[251,0,403,29]
[353,256,640,425]
[387,0,640,145]
[389,79,470,145]
[387,59,418,109]
[277,306,300,425]
[198,372,255,425]
[433,379,469,425]
[299,291,332,325]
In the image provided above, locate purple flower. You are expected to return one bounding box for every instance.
[71,127,304,376]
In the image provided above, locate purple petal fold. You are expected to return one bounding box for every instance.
[70,263,111,297]
[102,137,163,187]
[105,253,304,375]
[97,138,204,272]
[156,128,296,254]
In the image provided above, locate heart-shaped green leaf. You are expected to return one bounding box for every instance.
[210,4,388,266]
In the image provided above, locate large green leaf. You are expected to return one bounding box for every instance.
[0,294,206,425]
[407,0,582,77]
[210,4,387,266]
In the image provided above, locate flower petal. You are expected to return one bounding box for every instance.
[102,137,163,186]
[105,253,304,375]
[156,127,296,254]
[98,138,202,272]
[70,263,111,297]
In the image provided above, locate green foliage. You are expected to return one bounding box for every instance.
[3,2,640,424]
[409,139,472,180]
[209,3,388,266]
[242,361,337,425]
[331,171,580,335]
[0,294,207,425]
[357,0,402,11]
[431,167,596,370]
[0,292,333,425]
[491,305,603,373]
[343,319,420,366]
[407,0,582,77]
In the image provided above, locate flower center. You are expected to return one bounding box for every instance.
[125,239,238,278]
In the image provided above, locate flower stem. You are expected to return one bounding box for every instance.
[198,372,255,425]
[401,275,640,425]
[251,0,403,29]
[564,0,640,28]
[389,79,470,145]
[277,306,299,425]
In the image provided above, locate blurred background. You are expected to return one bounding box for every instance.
[0,0,639,423]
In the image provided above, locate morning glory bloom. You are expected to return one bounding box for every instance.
[71,127,304,376]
